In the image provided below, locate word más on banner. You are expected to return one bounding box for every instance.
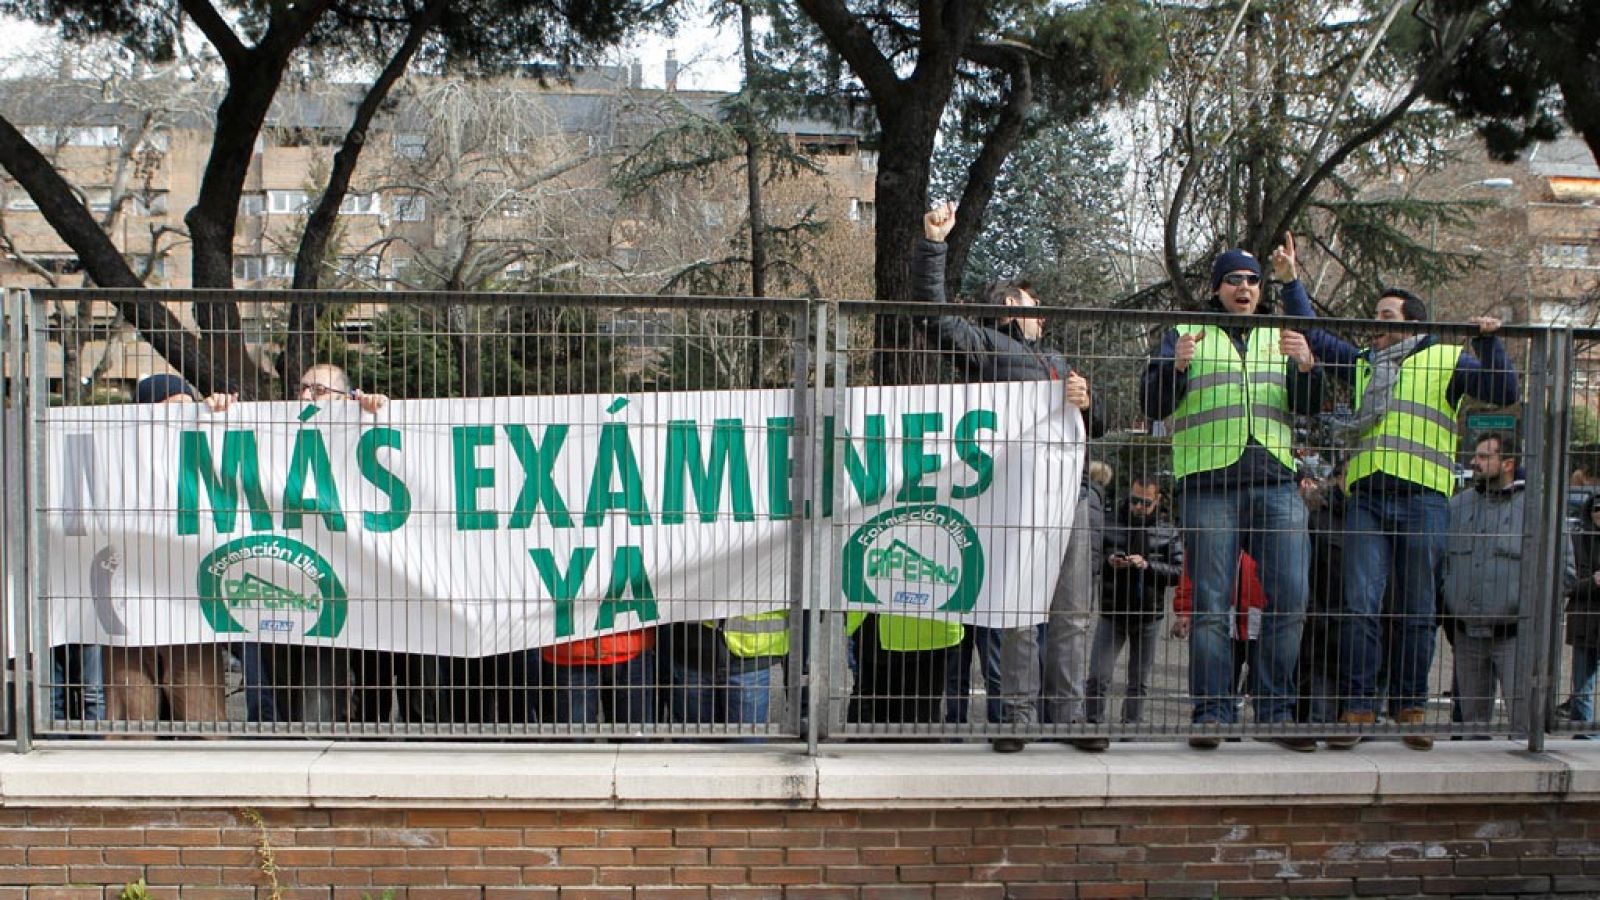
[44,383,1082,655]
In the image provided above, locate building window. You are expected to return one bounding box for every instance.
[233,256,264,282]
[265,255,294,278]
[1542,243,1593,268]
[267,190,311,215]
[394,133,428,159]
[6,192,38,211]
[340,255,380,279]
[23,125,120,148]
[392,194,427,222]
[339,193,380,215]
[85,188,113,212]
[238,193,265,216]
[129,254,166,279]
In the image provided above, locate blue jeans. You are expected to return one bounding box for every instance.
[1572,645,1599,724]
[544,652,656,725]
[945,626,1003,724]
[1178,483,1310,724]
[725,661,775,725]
[1339,490,1448,714]
[50,644,105,722]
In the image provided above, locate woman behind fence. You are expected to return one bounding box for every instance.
[910,202,1105,751]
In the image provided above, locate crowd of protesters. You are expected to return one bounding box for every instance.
[37,207,1600,749]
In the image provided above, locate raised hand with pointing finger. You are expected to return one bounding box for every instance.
[1174,330,1205,373]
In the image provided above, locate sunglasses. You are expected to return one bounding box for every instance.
[300,381,352,398]
[1130,496,1159,508]
[1221,272,1262,287]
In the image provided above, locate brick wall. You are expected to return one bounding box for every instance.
[0,802,1596,899]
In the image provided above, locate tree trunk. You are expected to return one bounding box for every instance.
[740,0,767,390]
[284,0,447,398]
[870,107,941,386]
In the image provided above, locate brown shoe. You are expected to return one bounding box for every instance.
[1396,708,1434,751]
[1325,710,1376,750]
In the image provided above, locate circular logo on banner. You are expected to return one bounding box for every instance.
[196,535,348,638]
[841,504,983,613]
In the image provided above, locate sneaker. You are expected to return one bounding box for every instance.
[1325,710,1376,750]
[991,737,1027,754]
[1257,736,1318,753]
[1187,735,1221,750]
[1069,737,1110,752]
[1395,708,1434,751]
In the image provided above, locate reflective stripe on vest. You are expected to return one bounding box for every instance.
[717,611,791,659]
[1169,324,1297,480]
[1346,344,1464,496]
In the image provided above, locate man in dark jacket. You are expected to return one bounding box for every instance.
[1086,473,1182,726]
[914,202,1106,753]
[1566,492,1600,730]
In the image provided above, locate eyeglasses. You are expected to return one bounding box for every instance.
[1221,272,1262,287]
[299,382,351,398]
[1130,496,1159,508]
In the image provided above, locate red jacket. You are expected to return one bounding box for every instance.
[1173,552,1268,640]
[542,628,656,666]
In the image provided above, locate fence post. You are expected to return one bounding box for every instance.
[6,290,31,752]
[1524,327,1572,752]
[786,302,813,748]
[804,301,834,751]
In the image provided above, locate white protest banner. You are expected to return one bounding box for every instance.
[42,381,1082,655]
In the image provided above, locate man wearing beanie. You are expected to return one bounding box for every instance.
[1142,246,1324,751]
[1273,233,1519,750]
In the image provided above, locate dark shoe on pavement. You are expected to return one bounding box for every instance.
[1187,735,1221,750]
[1069,737,1110,752]
[1257,736,1318,753]
[991,737,1027,754]
[1395,707,1434,751]
[1325,709,1376,750]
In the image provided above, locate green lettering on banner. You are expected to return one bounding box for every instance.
[894,412,944,502]
[595,545,658,630]
[504,424,573,529]
[820,415,887,516]
[583,421,652,527]
[766,416,794,520]
[281,430,347,532]
[357,428,411,533]
[529,546,596,639]
[661,418,755,525]
[951,409,997,500]
[176,430,273,536]
[452,425,497,531]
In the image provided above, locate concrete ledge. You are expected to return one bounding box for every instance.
[0,739,1595,809]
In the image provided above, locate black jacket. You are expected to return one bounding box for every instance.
[1568,493,1600,648]
[910,238,1106,438]
[1099,501,1183,618]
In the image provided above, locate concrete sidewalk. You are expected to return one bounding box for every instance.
[0,739,1595,809]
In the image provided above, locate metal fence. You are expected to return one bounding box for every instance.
[3,286,1592,752]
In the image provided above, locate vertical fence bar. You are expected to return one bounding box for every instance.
[1527,326,1573,752]
[23,291,47,743]
[5,290,29,750]
[804,301,832,751]
[786,302,813,747]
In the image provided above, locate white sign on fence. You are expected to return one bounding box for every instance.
[43,382,1083,656]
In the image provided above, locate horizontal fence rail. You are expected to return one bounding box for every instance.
[1,287,1591,751]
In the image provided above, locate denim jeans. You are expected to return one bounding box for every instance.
[1339,489,1449,715]
[1178,482,1309,724]
[1085,615,1161,725]
[543,652,656,726]
[50,644,105,722]
[944,626,1003,725]
[1570,645,1598,724]
[725,661,775,725]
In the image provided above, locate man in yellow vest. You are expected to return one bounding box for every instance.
[1275,234,1519,750]
[1142,247,1324,751]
